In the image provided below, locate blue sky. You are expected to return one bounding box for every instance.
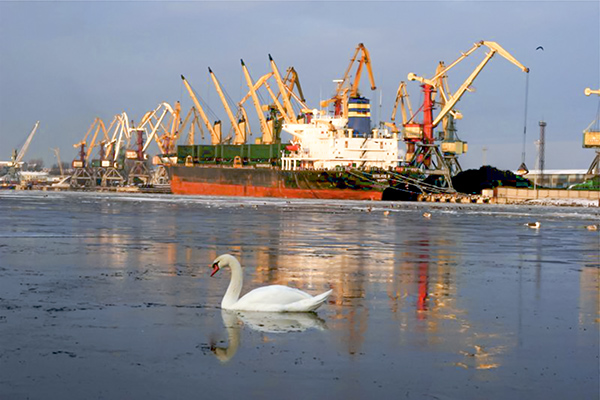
[1,1,599,171]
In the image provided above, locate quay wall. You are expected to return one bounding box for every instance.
[493,187,600,204]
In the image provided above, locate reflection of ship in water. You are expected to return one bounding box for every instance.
[212,310,327,363]
[578,262,599,328]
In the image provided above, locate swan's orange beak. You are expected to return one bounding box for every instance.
[210,262,220,277]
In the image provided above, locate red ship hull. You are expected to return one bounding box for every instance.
[170,165,384,201]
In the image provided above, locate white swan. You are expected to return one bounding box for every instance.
[210,254,333,312]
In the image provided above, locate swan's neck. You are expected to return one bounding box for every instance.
[222,258,243,309]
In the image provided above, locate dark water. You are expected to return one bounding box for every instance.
[0,191,598,400]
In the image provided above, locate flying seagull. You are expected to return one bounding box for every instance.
[536,46,544,51]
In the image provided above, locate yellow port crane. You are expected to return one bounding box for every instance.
[161,100,182,155]
[385,81,414,134]
[181,75,222,145]
[407,41,528,131]
[583,87,600,177]
[269,54,299,124]
[320,43,376,117]
[208,67,249,145]
[137,102,179,155]
[179,106,205,145]
[238,58,309,143]
[72,117,109,167]
[241,59,274,144]
[282,67,305,105]
[403,40,529,187]
[52,147,64,177]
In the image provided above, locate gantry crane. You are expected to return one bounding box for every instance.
[122,103,177,186]
[70,113,130,188]
[72,117,110,168]
[135,102,181,185]
[404,40,529,189]
[71,118,100,188]
[583,87,600,178]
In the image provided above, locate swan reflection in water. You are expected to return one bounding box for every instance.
[211,310,327,363]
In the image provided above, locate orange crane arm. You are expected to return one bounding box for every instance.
[350,44,376,97]
[321,43,376,109]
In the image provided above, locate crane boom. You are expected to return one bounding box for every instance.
[432,45,528,127]
[85,118,108,162]
[241,59,273,144]
[407,40,529,129]
[585,88,600,96]
[391,81,413,124]
[269,55,297,123]
[52,148,64,176]
[209,67,246,144]
[350,44,376,97]
[140,103,173,153]
[263,79,294,124]
[282,67,306,103]
[15,121,40,164]
[239,72,274,105]
[181,75,221,145]
[409,40,528,88]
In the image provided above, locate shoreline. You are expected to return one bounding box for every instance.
[2,187,599,208]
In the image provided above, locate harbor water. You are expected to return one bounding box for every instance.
[0,191,598,399]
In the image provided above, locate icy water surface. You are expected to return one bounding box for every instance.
[0,191,598,400]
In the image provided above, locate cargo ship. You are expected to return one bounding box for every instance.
[170,98,403,200]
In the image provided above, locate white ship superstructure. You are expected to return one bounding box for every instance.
[281,111,401,171]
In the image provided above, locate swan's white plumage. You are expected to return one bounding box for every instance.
[211,254,332,312]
